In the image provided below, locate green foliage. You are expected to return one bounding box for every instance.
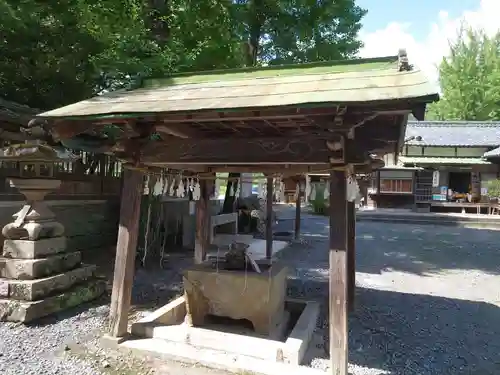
[310,186,328,215]
[0,0,367,111]
[486,179,500,199]
[427,26,500,121]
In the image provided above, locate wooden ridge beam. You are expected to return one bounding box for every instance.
[140,136,389,165]
[141,137,333,164]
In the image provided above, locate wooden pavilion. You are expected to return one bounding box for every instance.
[29,51,438,374]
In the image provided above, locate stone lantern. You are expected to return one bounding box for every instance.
[0,142,104,323]
[0,142,72,242]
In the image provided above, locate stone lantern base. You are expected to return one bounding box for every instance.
[0,178,105,322]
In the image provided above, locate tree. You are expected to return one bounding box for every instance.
[427,26,500,121]
[0,0,367,111]
[232,0,366,66]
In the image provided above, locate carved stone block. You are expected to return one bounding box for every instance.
[1,264,96,301]
[183,262,287,336]
[0,252,81,280]
[3,237,67,259]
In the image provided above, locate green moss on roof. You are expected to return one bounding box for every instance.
[142,56,398,88]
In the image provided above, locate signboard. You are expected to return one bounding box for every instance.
[471,172,481,198]
[432,170,440,187]
[432,194,446,201]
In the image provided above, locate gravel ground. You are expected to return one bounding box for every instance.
[2,208,500,375]
[275,210,500,375]
[0,252,230,375]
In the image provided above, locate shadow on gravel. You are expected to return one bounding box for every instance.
[355,222,500,277]
[291,277,500,375]
[296,213,500,276]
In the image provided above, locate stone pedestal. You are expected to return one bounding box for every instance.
[183,262,287,336]
[0,178,105,322]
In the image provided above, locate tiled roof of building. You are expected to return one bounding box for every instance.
[399,156,492,165]
[405,121,500,147]
[483,146,500,158]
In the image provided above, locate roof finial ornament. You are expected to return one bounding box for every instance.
[398,48,412,71]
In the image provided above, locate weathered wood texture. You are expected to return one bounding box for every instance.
[347,200,356,311]
[195,179,211,264]
[109,168,144,338]
[329,170,348,375]
[141,137,343,164]
[266,177,273,259]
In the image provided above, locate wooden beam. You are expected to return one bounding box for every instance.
[140,135,389,165]
[347,200,356,311]
[142,137,335,164]
[329,170,348,375]
[266,177,273,259]
[161,107,340,123]
[109,168,144,338]
[195,179,211,264]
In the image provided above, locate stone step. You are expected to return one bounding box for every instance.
[3,237,66,259]
[0,264,97,301]
[0,279,106,322]
[0,251,81,280]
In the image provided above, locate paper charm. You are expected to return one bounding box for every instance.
[305,177,311,201]
[168,176,175,197]
[274,178,281,202]
[295,183,300,200]
[176,177,185,198]
[311,184,317,201]
[323,182,330,200]
[193,179,201,200]
[260,182,267,199]
[234,178,240,197]
[346,176,360,202]
[214,177,220,199]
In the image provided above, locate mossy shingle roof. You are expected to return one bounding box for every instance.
[37,55,438,119]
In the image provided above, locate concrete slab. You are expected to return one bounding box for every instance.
[0,264,96,301]
[131,296,186,337]
[129,296,320,366]
[3,237,67,259]
[120,338,325,375]
[0,279,105,322]
[283,299,320,365]
[208,234,289,261]
[0,251,81,280]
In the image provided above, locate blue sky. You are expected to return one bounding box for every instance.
[358,0,480,42]
[358,0,498,83]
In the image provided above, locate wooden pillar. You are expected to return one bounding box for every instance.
[375,170,381,208]
[294,180,301,240]
[329,170,348,375]
[195,178,211,264]
[109,168,144,338]
[266,177,273,259]
[347,200,356,311]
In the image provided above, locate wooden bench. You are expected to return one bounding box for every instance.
[422,201,491,215]
[210,212,238,244]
